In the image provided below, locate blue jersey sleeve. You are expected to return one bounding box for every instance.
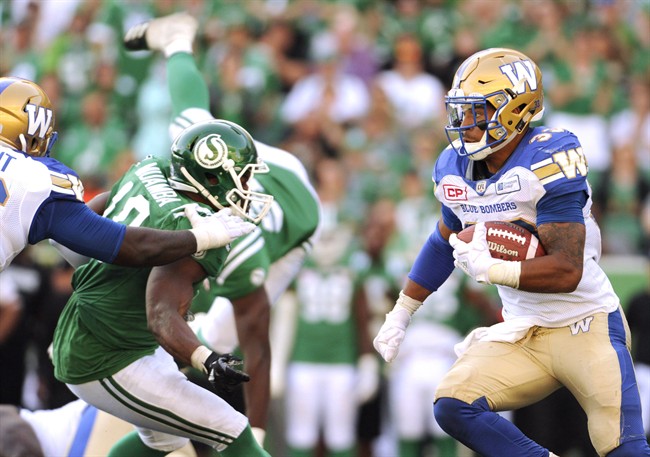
[536,189,587,225]
[523,128,589,225]
[29,199,126,263]
[408,224,456,292]
[441,205,463,231]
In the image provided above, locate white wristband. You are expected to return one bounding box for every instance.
[189,228,209,253]
[395,290,423,316]
[190,345,212,373]
[488,261,521,288]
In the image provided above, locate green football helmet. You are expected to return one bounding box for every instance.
[169,119,273,223]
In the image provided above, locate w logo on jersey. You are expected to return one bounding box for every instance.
[24,103,53,139]
[569,316,594,335]
[500,61,537,94]
[553,147,588,179]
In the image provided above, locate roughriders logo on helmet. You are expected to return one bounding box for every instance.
[195,134,228,169]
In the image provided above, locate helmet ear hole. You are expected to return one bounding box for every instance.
[29,137,39,153]
[205,172,220,186]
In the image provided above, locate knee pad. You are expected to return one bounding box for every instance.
[434,397,490,438]
[139,428,190,452]
[434,397,469,436]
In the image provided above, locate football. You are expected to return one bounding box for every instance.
[456,221,546,261]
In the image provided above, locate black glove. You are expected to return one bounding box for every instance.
[204,353,250,393]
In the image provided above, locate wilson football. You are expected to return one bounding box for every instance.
[456,221,546,261]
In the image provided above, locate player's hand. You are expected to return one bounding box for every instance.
[186,205,255,252]
[449,222,502,284]
[373,305,411,363]
[204,352,250,393]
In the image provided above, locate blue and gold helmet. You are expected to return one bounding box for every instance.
[444,48,545,161]
[169,119,273,223]
[0,77,58,157]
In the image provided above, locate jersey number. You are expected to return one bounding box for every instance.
[297,273,353,324]
[103,181,150,227]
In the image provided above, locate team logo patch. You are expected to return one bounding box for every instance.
[194,134,228,169]
[476,180,487,194]
[496,176,521,195]
[443,184,467,201]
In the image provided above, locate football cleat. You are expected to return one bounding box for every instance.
[123,12,198,52]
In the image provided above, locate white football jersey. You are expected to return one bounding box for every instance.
[433,127,619,327]
[0,144,83,271]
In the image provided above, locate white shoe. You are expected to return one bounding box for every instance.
[123,12,197,55]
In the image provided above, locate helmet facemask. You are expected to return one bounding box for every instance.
[177,155,273,223]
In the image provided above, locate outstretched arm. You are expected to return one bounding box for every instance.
[43,196,252,268]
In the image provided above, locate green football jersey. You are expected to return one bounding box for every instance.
[193,144,320,305]
[290,251,361,365]
[53,156,229,384]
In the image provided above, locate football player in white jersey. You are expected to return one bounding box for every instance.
[374,48,650,457]
[0,76,254,272]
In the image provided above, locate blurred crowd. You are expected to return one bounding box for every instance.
[1,0,649,456]
[2,0,649,255]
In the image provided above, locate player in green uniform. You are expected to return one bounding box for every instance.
[51,119,274,457]
[123,11,321,446]
[283,227,376,457]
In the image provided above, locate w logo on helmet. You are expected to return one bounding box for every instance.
[194,134,228,169]
[500,61,538,94]
[25,103,53,139]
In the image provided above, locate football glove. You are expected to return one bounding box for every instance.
[449,222,501,284]
[449,222,521,288]
[373,292,422,363]
[373,305,411,363]
[204,352,250,393]
[186,205,255,252]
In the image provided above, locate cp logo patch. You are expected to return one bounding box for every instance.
[443,184,467,201]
